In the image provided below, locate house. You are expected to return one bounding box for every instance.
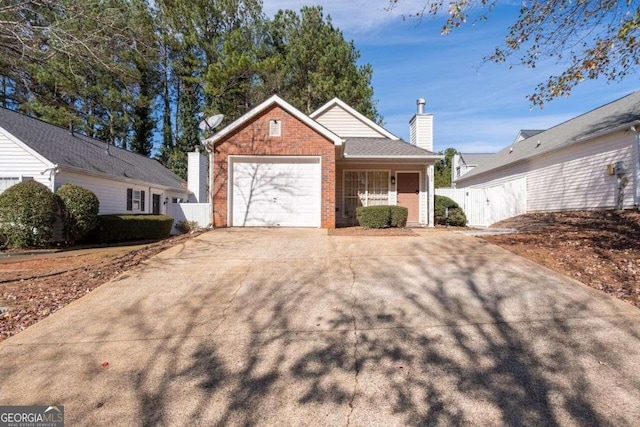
[203,95,441,228]
[454,91,640,222]
[0,107,194,216]
[451,152,494,184]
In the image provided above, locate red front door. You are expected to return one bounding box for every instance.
[397,173,420,223]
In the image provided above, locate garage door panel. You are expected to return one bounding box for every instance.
[231,158,321,227]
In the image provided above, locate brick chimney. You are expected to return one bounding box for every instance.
[409,98,433,152]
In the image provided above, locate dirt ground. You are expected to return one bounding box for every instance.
[485,210,640,308]
[0,232,204,341]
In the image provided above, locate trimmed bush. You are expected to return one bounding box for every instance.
[56,183,99,242]
[94,214,174,243]
[390,206,408,228]
[356,205,390,228]
[0,181,58,248]
[356,205,409,228]
[435,195,467,227]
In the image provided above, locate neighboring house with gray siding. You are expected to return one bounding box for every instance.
[455,91,640,219]
[0,107,192,216]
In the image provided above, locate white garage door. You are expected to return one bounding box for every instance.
[230,156,321,227]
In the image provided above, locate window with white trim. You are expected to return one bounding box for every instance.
[126,188,146,212]
[269,119,281,137]
[343,171,389,218]
[0,177,20,195]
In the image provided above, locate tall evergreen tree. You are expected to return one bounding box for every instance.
[267,6,380,121]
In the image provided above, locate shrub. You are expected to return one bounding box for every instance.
[356,205,392,228]
[435,195,467,227]
[93,214,174,243]
[175,220,199,234]
[390,206,409,228]
[356,205,409,228]
[56,183,99,242]
[53,193,72,243]
[0,181,58,248]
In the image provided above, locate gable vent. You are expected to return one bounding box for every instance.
[269,119,281,137]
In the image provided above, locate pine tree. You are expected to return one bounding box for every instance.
[267,6,380,121]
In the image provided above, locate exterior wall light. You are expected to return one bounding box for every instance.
[390,176,396,185]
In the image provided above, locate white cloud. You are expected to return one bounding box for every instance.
[262,0,425,34]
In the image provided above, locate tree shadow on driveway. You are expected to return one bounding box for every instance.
[1,232,640,426]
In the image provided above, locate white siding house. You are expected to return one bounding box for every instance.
[451,152,494,184]
[0,107,192,220]
[455,92,640,224]
[0,126,54,190]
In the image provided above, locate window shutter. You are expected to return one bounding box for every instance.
[141,191,146,211]
[126,188,133,211]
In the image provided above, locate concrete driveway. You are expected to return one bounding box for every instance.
[1,229,639,426]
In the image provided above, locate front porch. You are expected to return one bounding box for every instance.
[335,161,436,227]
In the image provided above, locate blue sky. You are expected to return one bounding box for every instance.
[263,1,639,153]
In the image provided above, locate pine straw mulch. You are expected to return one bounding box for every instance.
[483,210,640,308]
[0,231,204,341]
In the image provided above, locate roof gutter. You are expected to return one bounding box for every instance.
[456,120,640,184]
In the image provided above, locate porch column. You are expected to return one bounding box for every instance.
[427,164,435,227]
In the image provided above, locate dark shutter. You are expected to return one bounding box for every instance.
[126,188,133,211]
[141,191,146,212]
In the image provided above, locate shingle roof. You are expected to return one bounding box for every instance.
[457,91,640,182]
[0,107,187,191]
[343,137,437,158]
[459,152,493,166]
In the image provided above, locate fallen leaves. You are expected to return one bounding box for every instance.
[0,232,203,341]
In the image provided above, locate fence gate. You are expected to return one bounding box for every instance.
[436,178,527,227]
[435,188,488,227]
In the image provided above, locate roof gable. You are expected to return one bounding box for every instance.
[457,91,640,182]
[205,95,344,146]
[0,107,187,191]
[310,98,398,140]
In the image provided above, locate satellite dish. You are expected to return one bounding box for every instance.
[199,114,224,132]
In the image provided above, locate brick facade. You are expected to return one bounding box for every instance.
[212,105,336,228]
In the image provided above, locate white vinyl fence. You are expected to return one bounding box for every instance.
[436,178,527,227]
[436,188,488,227]
[166,203,211,233]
